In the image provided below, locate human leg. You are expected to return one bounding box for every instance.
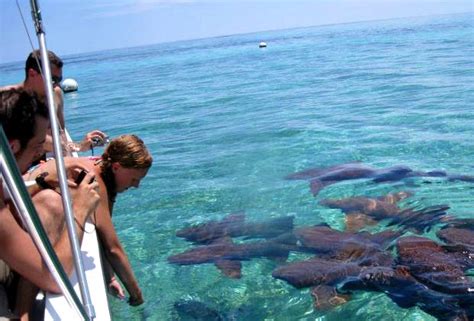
[12,190,65,320]
[31,190,65,245]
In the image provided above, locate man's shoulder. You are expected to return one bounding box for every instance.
[65,156,96,169]
[0,84,23,92]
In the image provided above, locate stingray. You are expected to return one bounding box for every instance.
[396,236,474,295]
[176,212,294,244]
[285,162,474,196]
[168,234,296,278]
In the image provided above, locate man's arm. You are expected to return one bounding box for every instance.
[0,171,100,293]
[0,208,62,293]
[39,87,65,154]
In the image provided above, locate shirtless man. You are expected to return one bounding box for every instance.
[0,89,100,319]
[0,50,107,155]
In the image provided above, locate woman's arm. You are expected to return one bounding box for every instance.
[94,190,143,306]
[100,241,125,299]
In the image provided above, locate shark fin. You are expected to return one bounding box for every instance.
[215,259,242,279]
[345,212,377,232]
[310,179,332,197]
[223,212,246,224]
[311,285,351,310]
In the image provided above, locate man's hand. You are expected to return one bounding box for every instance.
[71,171,100,224]
[36,159,92,189]
[79,130,108,151]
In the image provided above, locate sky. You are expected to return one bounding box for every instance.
[0,0,472,64]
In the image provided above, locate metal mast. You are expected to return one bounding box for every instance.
[29,0,95,319]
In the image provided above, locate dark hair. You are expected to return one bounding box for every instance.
[25,50,63,79]
[0,89,48,150]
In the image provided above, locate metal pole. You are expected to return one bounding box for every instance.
[0,129,87,320]
[29,1,95,319]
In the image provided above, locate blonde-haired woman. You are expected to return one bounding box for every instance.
[30,134,153,306]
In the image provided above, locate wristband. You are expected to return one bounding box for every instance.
[35,172,54,190]
[24,180,36,187]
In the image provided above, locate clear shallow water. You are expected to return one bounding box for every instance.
[2,13,473,321]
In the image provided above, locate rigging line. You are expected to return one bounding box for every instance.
[16,0,43,75]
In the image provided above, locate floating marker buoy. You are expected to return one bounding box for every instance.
[259,42,267,48]
[60,78,78,93]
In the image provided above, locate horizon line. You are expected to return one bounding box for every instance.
[1,10,471,66]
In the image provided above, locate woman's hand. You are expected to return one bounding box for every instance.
[128,290,144,306]
[108,276,125,300]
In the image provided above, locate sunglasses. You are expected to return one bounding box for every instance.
[51,75,63,86]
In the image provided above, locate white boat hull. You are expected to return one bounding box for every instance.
[44,222,111,321]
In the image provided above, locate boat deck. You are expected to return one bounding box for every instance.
[44,221,111,320]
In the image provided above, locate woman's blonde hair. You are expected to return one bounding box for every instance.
[101,134,153,170]
[100,134,153,203]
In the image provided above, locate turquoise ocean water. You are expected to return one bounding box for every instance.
[1,13,473,321]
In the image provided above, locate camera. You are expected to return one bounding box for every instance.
[75,169,95,184]
[75,169,88,184]
[91,136,110,147]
